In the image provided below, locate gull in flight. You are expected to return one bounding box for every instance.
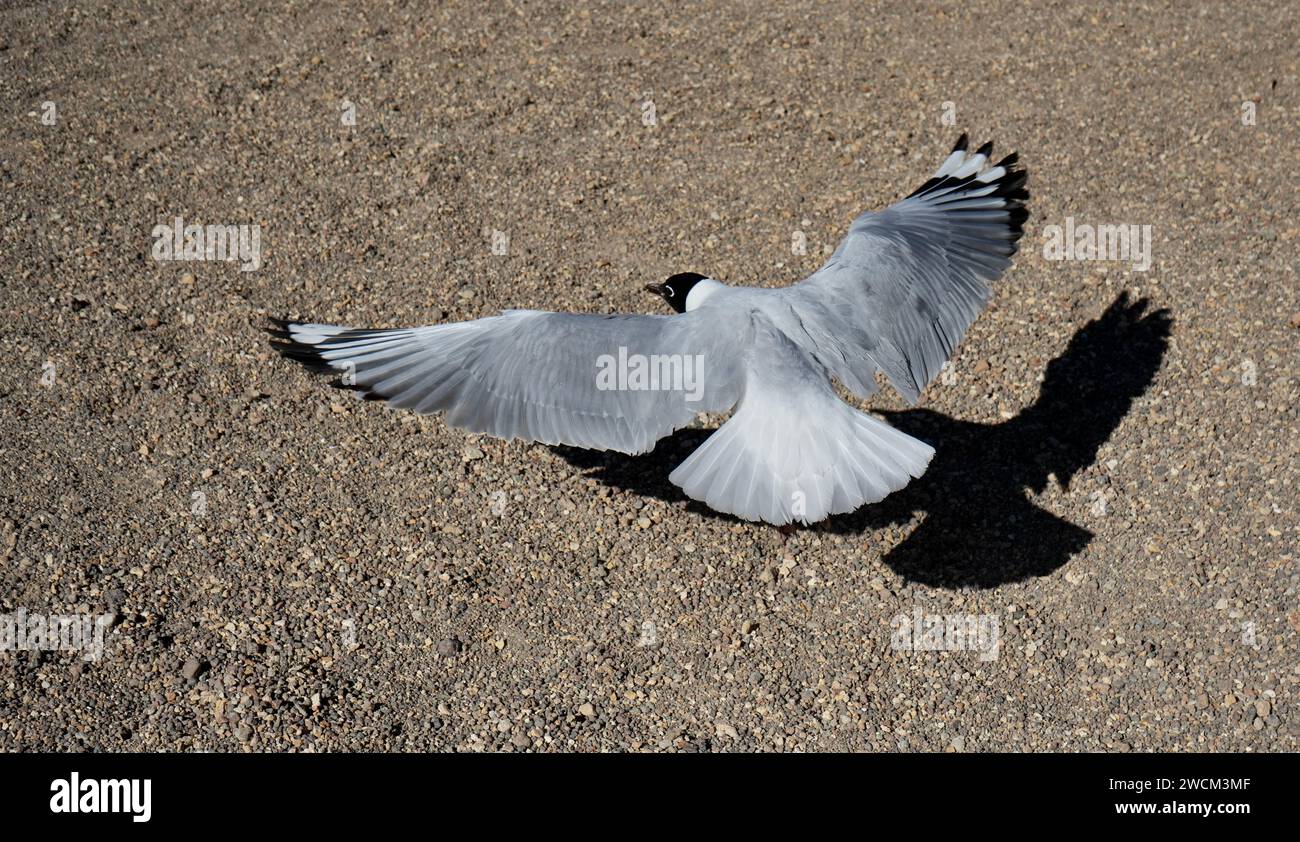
[271,135,1028,525]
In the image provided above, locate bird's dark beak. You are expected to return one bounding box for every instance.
[644,283,668,298]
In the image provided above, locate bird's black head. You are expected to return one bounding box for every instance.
[644,272,707,314]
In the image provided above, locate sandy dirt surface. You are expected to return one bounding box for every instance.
[1,1,1296,751]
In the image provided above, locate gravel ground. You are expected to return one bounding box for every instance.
[1,1,1296,752]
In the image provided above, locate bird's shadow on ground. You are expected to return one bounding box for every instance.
[554,293,1172,589]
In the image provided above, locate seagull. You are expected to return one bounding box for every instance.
[270,134,1027,525]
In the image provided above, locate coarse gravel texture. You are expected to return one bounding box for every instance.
[1,0,1296,753]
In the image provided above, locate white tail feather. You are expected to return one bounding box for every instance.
[669,379,933,525]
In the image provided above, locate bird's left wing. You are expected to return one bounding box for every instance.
[270,308,746,454]
[780,135,1028,403]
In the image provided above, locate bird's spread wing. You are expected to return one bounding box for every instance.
[270,309,745,454]
[781,135,1028,403]
[669,315,934,525]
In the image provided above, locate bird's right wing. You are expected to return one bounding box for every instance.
[669,315,934,524]
[781,135,1028,403]
[271,308,747,455]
